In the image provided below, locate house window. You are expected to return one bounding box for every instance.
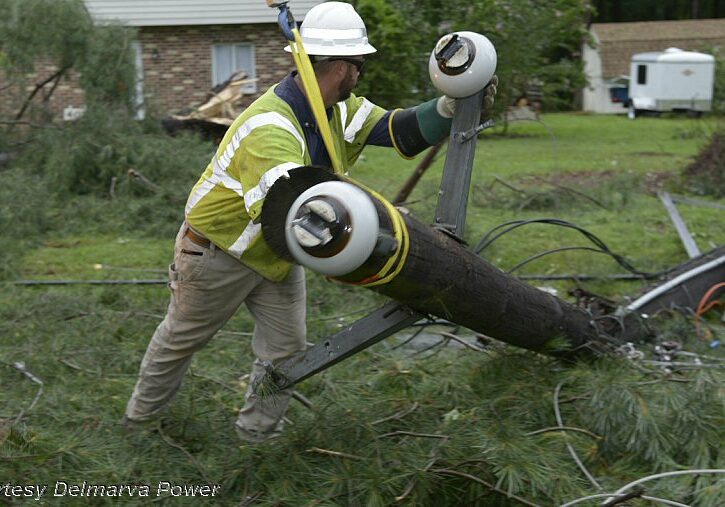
[637,65,647,85]
[212,44,256,93]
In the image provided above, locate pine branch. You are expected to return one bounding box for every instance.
[157,426,214,484]
[525,426,601,440]
[554,382,603,490]
[438,331,485,351]
[14,66,70,122]
[430,468,542,507]
[377,431,448,440]
[371,402,419,426]
[601,487,645,506]
[306,447,364,460]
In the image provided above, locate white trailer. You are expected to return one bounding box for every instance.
[627,48,715,119]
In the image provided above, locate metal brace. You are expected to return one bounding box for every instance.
[455,118,496,143]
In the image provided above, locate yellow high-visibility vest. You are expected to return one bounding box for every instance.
[185,85,386,281]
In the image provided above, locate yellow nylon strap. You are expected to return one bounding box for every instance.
[289,28,344,175]
[339,180,410,288]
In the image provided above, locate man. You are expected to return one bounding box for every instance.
[123,1,496,442]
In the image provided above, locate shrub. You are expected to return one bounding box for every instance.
[683,131,725,197]
[13,108,215,197]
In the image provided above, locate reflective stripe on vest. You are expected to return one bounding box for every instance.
[243,161,299,213]
[185,112,306,216]
[338,101,348,134]
[344,99,374,143]
[185,162,245,215]
[218,112,305,171]
[228,219,262,258]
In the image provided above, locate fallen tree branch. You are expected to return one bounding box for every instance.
[394,140,445,204]
[128,168,161,193]
[377,431,447,440]
[525,426,601,440]
[601,487,645,507]
[11,362,44,424]
[395,434,449,502]
[157,426,214,484]
[58,358,95,374]
[490,175,527,195]
[430,468,542,507]
[306,447,364,460]
[291,391,314,409]
[438,331,485,351]
[371,402,419,426]
[10,279,166,286]
[531,174,609,210]
[13,66,71,122]
[554,382,602,490]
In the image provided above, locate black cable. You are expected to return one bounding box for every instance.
[474,218,657,278]
[391,323,428,350]
[506,246,611,275]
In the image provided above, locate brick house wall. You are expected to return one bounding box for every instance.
[0,23,295,121]
[139,24,295,113]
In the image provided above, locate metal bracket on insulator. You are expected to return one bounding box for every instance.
[454,118,496,143]
[435,34,476,76]
[290,196,351,258]
[432,223,468,244]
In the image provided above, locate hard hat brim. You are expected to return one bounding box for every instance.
[283,42,377,56]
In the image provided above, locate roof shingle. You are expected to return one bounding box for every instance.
[592,19,725,43]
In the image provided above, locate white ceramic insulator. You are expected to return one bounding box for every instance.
[285,181,379,276]
[428,31,497,98]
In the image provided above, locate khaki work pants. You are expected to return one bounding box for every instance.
[125,223,306,437]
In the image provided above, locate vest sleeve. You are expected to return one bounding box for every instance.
[340,94,388,166]
[230,123,306,223]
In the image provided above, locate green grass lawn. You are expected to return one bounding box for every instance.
[2,113,724,506]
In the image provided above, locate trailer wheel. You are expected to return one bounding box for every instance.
[627,106,638,120]
[687,110,703,119]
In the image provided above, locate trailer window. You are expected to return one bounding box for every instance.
[637,65,647,85]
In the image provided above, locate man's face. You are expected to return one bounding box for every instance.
[336,57,365,102]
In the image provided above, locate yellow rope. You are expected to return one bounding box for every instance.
[289,28,344,175]
[362,190,409,287]
[339,180,410,287]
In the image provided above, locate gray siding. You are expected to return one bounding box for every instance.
[85,0,322,26]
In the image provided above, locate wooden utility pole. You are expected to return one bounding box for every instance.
[263,168,606,358]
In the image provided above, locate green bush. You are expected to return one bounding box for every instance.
[14,108,215,197]
[683,131,725,197]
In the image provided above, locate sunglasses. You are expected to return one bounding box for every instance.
[328,57,366,77]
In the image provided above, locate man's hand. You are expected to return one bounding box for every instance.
[436,75,499,120]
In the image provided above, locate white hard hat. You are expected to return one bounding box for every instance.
[428,32,497,98]
[284,2,376,56]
